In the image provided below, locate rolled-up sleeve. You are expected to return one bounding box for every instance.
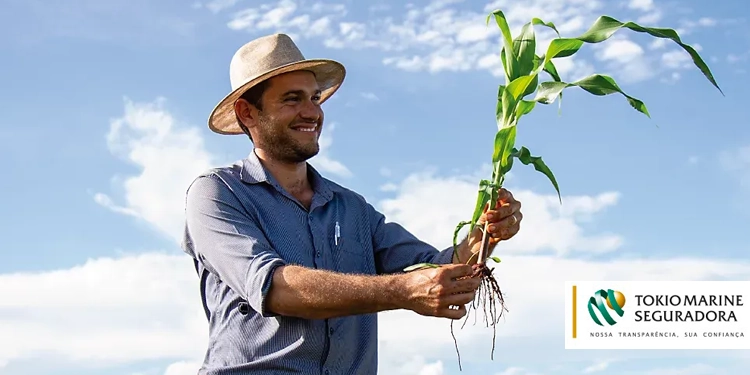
[366,202,455,274]
[184,173,286,317]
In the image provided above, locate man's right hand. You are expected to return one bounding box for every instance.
[398,264,481,319]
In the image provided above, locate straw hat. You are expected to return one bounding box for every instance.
[208,33,346,135]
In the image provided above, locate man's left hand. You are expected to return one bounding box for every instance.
[465,188,522,262]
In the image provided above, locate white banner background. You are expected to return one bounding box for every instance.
[565,281,750,349]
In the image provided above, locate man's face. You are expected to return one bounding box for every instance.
[243,70,324,164]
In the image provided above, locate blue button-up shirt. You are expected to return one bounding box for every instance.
[181,150,454,375]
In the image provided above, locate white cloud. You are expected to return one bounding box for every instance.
[0,252,207,368]
[381,355,446,375]
[637,10,663,25]
[94,97,219,243]
[376,168,622,256]
[496,367,543,375]
[227,0,344,41]
[164,360,203,375]
[593,36,656,83]
[598,38,644,63]
[662,50,690,68]
[220,0,602,78]
[628,0,654,12]
[310,122,353,178]
[219,0,711,90]
[583,359,616,373]
[632,363,718,375]
[204,0,239,13]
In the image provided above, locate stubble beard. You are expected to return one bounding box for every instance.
[255,112,320,164]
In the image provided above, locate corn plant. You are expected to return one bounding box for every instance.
[404,8,723,371]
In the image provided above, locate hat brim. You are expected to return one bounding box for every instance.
[208,59,346,135]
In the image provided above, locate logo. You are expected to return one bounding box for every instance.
[587,289,626,326]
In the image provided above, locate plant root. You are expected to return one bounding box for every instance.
[451,262,509,371]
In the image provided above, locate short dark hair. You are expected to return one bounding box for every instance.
[235,80,269,141]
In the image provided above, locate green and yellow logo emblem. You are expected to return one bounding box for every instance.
[587,289,626,326]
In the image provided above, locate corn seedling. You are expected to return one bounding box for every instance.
[404,8,723,371]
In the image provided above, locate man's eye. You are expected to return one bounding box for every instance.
[285,97,300,102]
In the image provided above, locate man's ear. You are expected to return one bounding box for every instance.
[234,99,257,129]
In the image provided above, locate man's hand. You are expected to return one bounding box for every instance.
[457,188,522,264]
[399,264,480,319]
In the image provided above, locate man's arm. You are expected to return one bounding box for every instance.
[184,174,479,321]
[265,264,478,320]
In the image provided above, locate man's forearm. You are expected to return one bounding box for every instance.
[453,236,478,265]
[265,265,406,319]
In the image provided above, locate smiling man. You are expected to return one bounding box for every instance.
[181,33,523,375]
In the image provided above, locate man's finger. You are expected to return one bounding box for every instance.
[499,224,521,240]
[450,276,482,293]
[497,188,510,201]
[443,264,475,279]
[442,304,467,320]
[495,200,521,219]
[490,211,523,233]
[445,291,477,306]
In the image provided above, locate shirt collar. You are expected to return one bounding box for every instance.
[240,149,334,202]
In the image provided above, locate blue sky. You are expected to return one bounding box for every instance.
[1,0,749,374]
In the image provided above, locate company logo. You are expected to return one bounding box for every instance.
[587,289,626,326]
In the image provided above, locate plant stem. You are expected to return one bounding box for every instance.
[476,221,492,266]
[477,168,504,265]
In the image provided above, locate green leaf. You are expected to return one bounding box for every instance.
[492,125,517,164]
[511,146,561,203]
[452,220,472,262]
[403,263,441,272]
[542,58,562,82]
[533,55,562,82]
[489,256,502,263]
[534,16,722,94]
[516,100,536,117]
[513,22,537,77]
[515,100,536,125]
[546,38,584,60]
[501,82,517,126]
[534,74,650,118]
[506,74,538,102]
[488,9,519,83]
[495,84,506,126]
[531,18,560,38]
[470,179,493,234]
[533,55,564,111]
[562,15,722,95]
[499,152,514,176]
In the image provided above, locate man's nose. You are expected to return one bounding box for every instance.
[299,99,322,120]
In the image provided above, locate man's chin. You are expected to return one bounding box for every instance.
[288,145,320,164]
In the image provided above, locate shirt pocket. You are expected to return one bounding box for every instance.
[329,234,375,275]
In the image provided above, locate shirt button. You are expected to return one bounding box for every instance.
[329,327,334,335]
[324,370,330,375]
[316,251,321,257]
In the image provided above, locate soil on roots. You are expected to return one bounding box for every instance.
[451,263,509,371]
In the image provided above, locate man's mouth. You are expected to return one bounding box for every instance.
[291,124,318,133]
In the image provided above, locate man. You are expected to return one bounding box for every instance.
[181,33,523,375]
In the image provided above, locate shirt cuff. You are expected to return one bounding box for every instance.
[246,257,287,318]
